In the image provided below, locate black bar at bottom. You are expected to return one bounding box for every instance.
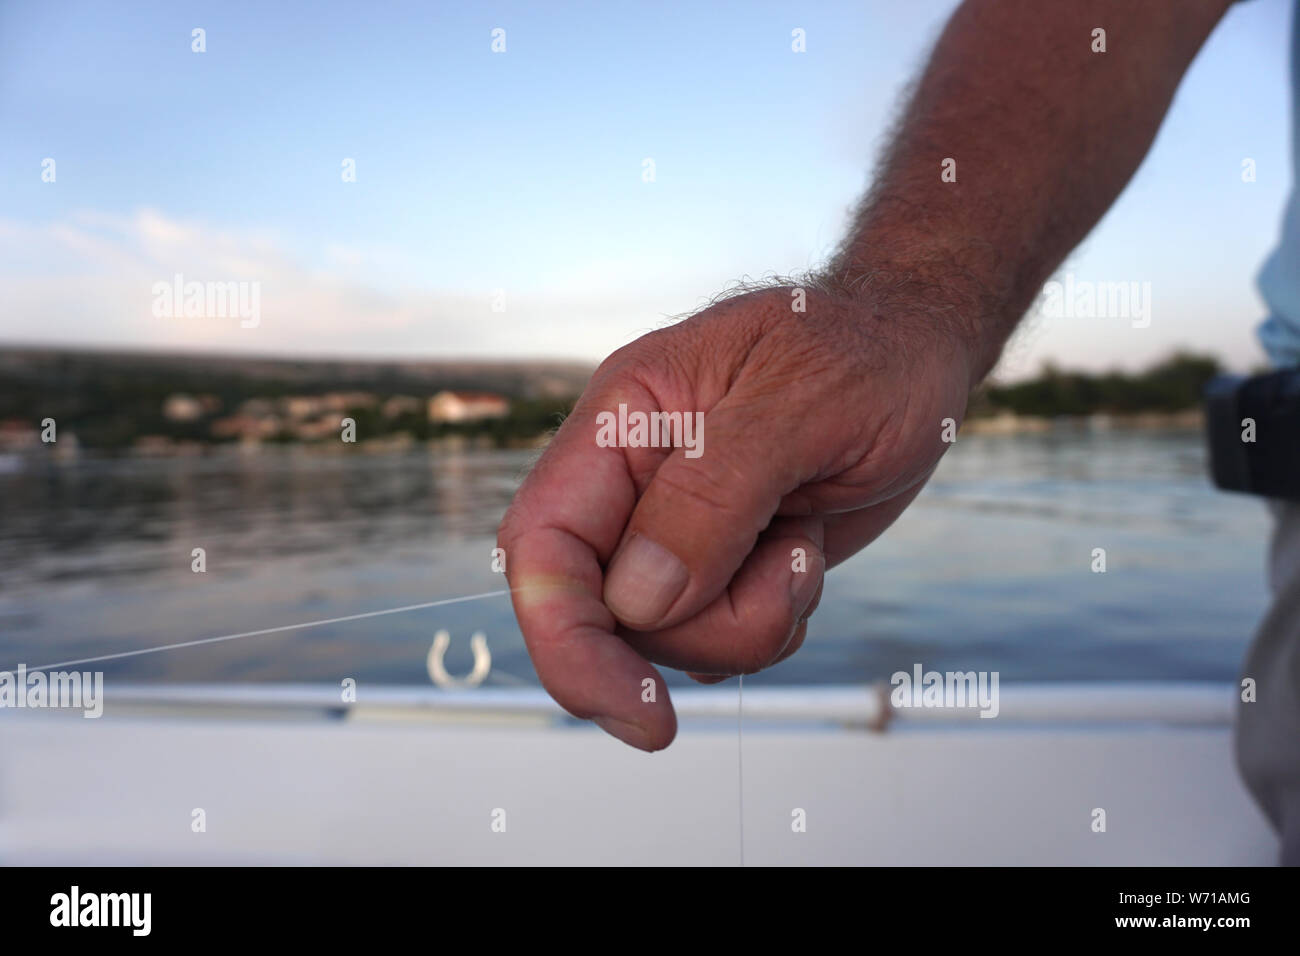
[2,865,1290,941]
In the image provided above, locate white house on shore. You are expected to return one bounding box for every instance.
[427,390,510,423]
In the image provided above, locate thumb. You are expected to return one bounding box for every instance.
[602,400,810,630]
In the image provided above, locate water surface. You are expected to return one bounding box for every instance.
[0,430,1270,689]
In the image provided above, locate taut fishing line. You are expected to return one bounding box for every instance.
[17,587,521,674]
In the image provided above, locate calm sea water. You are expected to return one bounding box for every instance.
[0,430,1272,689]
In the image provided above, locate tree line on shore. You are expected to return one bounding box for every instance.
[0,349,1231,450]
[969,351,1226,420]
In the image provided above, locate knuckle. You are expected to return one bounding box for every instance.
[594,336,669,386]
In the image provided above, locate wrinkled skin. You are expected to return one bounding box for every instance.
[497,286,976,749]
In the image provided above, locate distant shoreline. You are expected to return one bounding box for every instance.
[961,408,1204,436]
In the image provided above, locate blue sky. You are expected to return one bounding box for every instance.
[0,0,1293,376]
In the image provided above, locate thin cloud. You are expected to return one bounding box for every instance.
[0,209,677,359]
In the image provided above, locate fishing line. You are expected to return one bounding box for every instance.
[18,587,523,673]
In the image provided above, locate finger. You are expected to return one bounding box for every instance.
[498,383,677,751]
[603,397,814,630]
[617,516,825,676]
[771,618,809,666]
[687,672,728,684]
[821,480,929,568]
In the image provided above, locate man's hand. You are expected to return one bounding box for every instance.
[497,285,976,749]
[498,0,1234,750]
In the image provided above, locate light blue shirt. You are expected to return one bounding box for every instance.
[1256,1,1300,366]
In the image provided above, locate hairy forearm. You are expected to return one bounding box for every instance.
[828,0,1233,379]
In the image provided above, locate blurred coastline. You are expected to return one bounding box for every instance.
[1,346,1225,456]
